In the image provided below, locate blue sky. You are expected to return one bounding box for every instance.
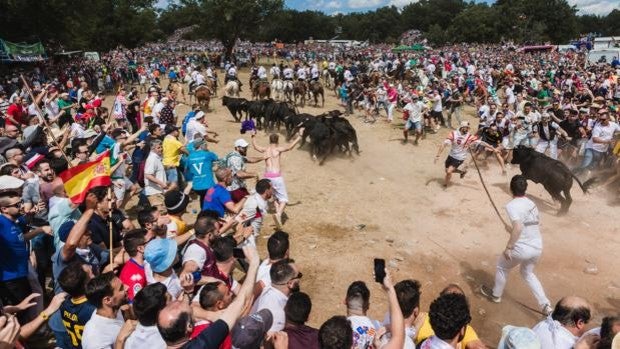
[284,0,616,15]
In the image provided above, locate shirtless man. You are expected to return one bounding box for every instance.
[250,130,303,227]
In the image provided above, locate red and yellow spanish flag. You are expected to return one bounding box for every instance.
[59,150,112,204]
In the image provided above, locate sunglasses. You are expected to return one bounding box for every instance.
[3,200,23,208]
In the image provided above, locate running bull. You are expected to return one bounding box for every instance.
[511,146,595,215]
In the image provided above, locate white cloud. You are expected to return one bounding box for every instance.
[568,0,617,15]
[388,0,417,7]
[347,0,385,9]
[326,0,342,8]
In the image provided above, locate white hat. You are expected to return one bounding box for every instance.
[0,175,24,191]
[79,129,99,139]
[234,138,249,148]
[460,121,470,128]
[194,111,205,120]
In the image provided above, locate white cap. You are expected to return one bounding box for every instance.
[460,121,470,128]
[194,111,205,120]
[234,138,249,148]
[0,175,24,191]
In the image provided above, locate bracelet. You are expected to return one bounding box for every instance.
[40,311,49,321]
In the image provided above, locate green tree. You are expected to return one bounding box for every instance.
[197,0,284,58]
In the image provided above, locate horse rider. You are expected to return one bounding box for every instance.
[310,63,320,85]
[270,63,281,81]
[283,65,294,81]
[296,65,307,89]
[226,63,242,90]
[257,65,268,82]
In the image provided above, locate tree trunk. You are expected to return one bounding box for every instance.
[224,41,235,65]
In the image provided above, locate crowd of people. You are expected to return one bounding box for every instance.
[0,31,618,349]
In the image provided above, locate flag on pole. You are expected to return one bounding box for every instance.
[59,150,111,204]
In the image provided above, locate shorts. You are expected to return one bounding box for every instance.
[265,174,289,203]
[166,167,179,183]
[502,137,514,150]
[113,178,133,201]
[405,119,422,131]
[445,155,464,169]
[431,110,443,120]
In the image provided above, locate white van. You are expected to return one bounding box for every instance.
[587,49,620,65]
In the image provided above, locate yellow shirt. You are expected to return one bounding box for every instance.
[168,215,187,235]
[415,313,479,347]
[162,135,184,167]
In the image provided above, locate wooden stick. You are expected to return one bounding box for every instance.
[107,186,114,265]
[469,148,509,227]
[19,75,73,166]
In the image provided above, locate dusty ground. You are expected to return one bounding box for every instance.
[121,69,619,347]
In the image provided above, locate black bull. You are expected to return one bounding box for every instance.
[511,146,595,215]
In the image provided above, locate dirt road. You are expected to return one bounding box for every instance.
[135,70,619,346]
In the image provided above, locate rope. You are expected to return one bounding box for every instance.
[468,148,509,228]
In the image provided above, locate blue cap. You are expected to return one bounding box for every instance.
[58,221,76,243]
[497,326,541,349]
[144,238,177,273]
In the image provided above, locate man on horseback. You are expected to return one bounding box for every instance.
[296,64,308,92]
[270,63,281,81]
[226,63,242,91]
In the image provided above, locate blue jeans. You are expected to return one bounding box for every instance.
[578,148,605,172]
[166,167,179,184]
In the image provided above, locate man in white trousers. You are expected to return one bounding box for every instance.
[481,174,553,315]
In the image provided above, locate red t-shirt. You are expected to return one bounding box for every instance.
[190,321,232,349]
[6,103,25,126]
[119,259,146,302]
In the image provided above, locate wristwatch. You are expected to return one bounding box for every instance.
[40,311,49,321]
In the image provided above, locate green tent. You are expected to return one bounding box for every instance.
[0,38,46,62]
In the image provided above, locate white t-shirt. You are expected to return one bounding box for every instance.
[586,122,620,153]
[144,152,166,196]
[505,197,542,250]
[444,130,480,161]
[81,311,125,349]
[404,101,425,123]
[532,317,577,349]
[185,118,207,143]
[145,263,183,299]
[256,259,272,288]
[251,286,288,332]
[348,315,380,349]
[124,324,166,349]
[381,312,416,349]
[432,95,442,112]
[183,243,207,269]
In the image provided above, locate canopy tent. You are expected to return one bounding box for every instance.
[0,38,46,63]
[391,44,427,52]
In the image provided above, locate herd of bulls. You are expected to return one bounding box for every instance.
[222,96,359,164]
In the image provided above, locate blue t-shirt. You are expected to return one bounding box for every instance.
[95,135,116,154]
[202,184,231,217]
[186,150,218,190]
[0,215,29,281]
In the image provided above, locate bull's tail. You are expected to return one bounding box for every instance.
[571,171,597,194]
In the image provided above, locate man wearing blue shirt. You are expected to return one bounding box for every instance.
[0,191,52,323]
[185,138,219,203]
[202,167,246,217]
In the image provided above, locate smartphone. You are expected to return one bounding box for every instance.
[374,258,386,284]
[233,248,245,259]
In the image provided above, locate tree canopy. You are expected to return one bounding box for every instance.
[0,0,618,51]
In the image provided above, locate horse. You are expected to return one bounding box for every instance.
[168,80,187,104]
[308,81,325,107]
[225,80,240,97]
[271,78,284,101]
[293,80,307,107]
[251,80,271,100]
[194,85,211,111]
[283,80,294,103]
